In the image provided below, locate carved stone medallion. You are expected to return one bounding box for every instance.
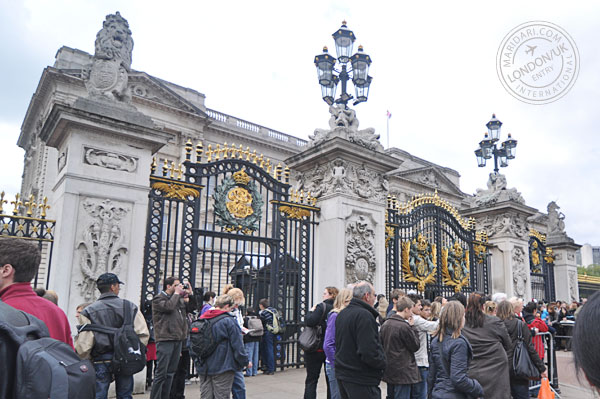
[345,215,376,284]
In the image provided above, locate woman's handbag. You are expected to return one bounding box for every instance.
[513,319,542,380]
[298,303,326,352]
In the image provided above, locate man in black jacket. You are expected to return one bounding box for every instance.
[335,281,386,399]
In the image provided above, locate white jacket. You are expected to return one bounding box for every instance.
[412,314,438,367]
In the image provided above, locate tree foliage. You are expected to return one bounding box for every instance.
[578,264,600,277]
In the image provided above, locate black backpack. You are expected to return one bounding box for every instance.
[79,300,146,376]
[189,313,229,362]
[0,301,95,399]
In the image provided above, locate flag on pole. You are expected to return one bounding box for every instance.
[387,110,392,119]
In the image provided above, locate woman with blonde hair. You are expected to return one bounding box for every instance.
[222,284,247,399]
[427,301,483,398]
[484,300,497,316]
[322,288,352,399]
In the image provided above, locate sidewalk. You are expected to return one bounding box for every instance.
[134,364,596,398]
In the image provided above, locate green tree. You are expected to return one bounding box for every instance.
[578,264,600,277]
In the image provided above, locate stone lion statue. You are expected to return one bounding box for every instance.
[84,12,134,102]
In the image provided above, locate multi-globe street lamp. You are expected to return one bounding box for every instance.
[313,21,372,107]
[474,114,518,174]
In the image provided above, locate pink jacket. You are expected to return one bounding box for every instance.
[0,283,74,348]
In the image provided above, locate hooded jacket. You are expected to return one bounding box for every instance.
[334,298,386,386]
[195,309,248,376]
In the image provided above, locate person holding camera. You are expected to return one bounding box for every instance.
[150,277,194,399]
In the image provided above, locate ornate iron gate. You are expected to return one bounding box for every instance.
[141,142,318,369]
[529,230,556,302]
[0,192,55,289]
[385,192,489,298]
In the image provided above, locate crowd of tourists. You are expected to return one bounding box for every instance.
[1,236,600,399]
[301,283,594,399]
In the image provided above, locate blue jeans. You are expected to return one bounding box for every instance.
[245,341,259,376]
[410,367,428,399]
[388,384,411,399]
[260,331,275,372]
[94,362,133,399]
[231,370,246,399]
[325,363,341,399]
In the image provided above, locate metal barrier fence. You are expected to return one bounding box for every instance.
[529,331,561,397]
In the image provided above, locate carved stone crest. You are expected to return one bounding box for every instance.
[83,12,134,102]
[84,147,138,172]
[478,212,527,239]
[297,158,388,203]
[512,246,528,297]
[309,105,384,152]
[345,215,376,284]
[77,198,129,301]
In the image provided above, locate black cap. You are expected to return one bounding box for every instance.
[96,273,124,286]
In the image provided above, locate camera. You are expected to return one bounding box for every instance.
[183,283,189,289]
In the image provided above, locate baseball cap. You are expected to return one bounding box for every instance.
[96,273,124,286]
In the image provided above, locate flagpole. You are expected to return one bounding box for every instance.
[386,113,390,148]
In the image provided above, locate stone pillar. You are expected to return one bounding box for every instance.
[39,99,173,392]
[548,240,581,302]
[545,201,581,302]
[39,99,173,315]
[287,124,397,304]
[463,200,537,298]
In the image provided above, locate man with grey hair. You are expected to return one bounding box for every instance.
[492,292,507,304]
[334,281,386,399]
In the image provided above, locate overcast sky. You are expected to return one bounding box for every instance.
[1,1,599,245]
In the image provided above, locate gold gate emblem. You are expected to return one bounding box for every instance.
[226,187,254,219]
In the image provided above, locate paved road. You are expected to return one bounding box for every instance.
[133,351,595,398]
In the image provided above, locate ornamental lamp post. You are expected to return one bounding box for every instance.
[474,114,518,174]
[314,21,373,107]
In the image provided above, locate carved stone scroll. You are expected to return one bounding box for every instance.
[84,147,138,172]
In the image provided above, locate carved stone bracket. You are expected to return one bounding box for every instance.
[345,215,377,284]
[84,147,138,172]
[77,198,130,301]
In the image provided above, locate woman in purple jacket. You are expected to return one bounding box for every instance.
[323,289,353,399]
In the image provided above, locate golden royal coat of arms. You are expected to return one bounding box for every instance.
[213,169,263,234]
[402,234,437,292]
[441,241,470,292]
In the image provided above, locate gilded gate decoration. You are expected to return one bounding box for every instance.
[401,234,437,292]
[0,191,55,289]
[141,141,319,370]
[213,169,263,234]
[441,241,470,293]
[529,229,555,301]
[385,191,489,296]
